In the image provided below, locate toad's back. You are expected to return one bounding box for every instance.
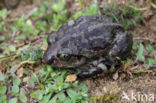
[47,15,127,58]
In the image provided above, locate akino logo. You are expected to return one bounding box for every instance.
[121,91,155,102]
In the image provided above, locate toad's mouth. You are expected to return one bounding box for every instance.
[49,57,86,68]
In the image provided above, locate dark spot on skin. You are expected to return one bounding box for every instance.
[61,40,69,47]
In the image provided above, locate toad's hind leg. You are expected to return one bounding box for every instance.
[74,59,111,78]
[75,64,104,78]
[65,64,101,78]
[66,58,119,78]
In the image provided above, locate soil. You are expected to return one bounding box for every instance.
[8,0,40,18]
[83,73,156,103]
[4,0,156,103]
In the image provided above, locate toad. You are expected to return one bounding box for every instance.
[43,15,133,78]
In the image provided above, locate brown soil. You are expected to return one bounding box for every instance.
[133,9,156,42]
[82,73,156,103]
[8,0,40,18]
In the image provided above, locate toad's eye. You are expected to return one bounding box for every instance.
[58,54,71,61]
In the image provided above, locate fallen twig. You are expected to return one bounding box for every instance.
[7,83,11,101]
[150,65,156,68]
[134,37,156,43]
[4,19,11,32]
[0,54,17,60]
[11,31,17,42]
[17,61,36,69]
[22,86,35,103]
[143,54,154,58]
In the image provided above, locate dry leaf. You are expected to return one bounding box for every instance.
[66,74,77,82]
[23,77,29,82]
[113,70,119,80]
[17,68,24,78]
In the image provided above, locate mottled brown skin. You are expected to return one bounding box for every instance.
[43,15,133,77]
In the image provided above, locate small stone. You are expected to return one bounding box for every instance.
[113,70,119,80]
[97,63,107,72]
[92,60,98,66]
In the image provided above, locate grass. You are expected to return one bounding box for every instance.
[103,2,143,30]
[90,87,121,103]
